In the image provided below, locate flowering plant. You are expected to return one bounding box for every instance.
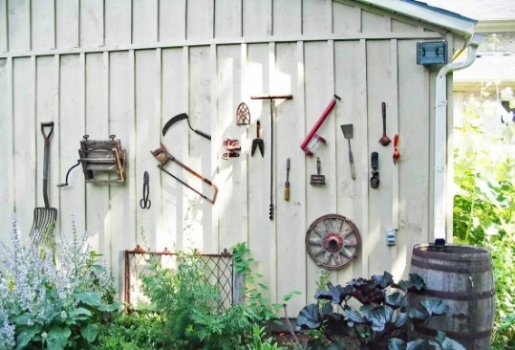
[0,216,120,349]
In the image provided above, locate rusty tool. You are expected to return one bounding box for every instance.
[251,94,293,220]
[162,113,211,140]
[236,102,251,125]
[393,134,401,164]
[310,157,326,186]
[30,122,58,246]
[151,143,218,204]
[379,102,391,146]
[340,124,356,180]
[251,120,264,157]
[284,158,290,201]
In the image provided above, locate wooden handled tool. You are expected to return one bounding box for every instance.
[284,158,290,201]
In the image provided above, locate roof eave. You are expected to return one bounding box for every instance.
[352,0,477,38]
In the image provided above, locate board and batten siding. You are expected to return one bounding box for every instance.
[0,0,456,314]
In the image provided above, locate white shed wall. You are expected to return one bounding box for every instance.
[0,0,457,314]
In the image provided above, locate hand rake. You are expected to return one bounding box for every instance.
[30,122,58,246]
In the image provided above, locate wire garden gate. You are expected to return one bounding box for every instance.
[124,245,243,311]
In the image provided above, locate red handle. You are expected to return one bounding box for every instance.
[300,95,341,151]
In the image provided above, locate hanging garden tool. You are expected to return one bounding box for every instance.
[251,120,264,157]
[310,157,326,186]
[393,134,401,164]
[340,124,356,180]
[284,158,290,201]
[301,95,341,156]
[162,113,211,140]
[370,152,380,189]
[222,138,241,159]
[58,134,127,185]
[379,102,391,146]
[250,94,293,220]
[151,143,218,204]
[236,102,251,125]
[140,171,151,209]
[30,122,58,246]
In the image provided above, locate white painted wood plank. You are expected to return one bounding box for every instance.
[31,0,55,50]
[303,40,338,297]
[133,0,158,44]
[56,0,79,49]
[397,39,430,258]
[8,0,30,52]
[333,1,360,34]
[0,0,8,52]
[391,19,418,33]
[160,47,186,250]
[365,40,394,277]
[214,44,248,252]
[246,42,274,304]
[58,54,85,235]
[186,0,213,40]
[274,41,306,314]
[13,57,36,233]
[80,0,104,47]
[333,40,365,284]
[361,9,388,33]
[333,2,361,35]
[242,0,271,37]
[108,50,136,299]
[303,0,329,35]
[104,0,131,45]
[159,0,186,42]
[187,45,215,252]
[214,0,241,39]
[84,52,109,253]
[36,55,59,238]
[0,58,14,231]
[273,0,301,36]
[135,49,158,249]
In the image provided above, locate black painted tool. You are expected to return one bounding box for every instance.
[162,113,211,140]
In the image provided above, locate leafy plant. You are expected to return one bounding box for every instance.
[296,272,464,350]
[232,242,301,324]
[94,311,165,350]
[453,97,515,348]
[0,216,120,350]
[140,248,253,349]
[245,324,286,350]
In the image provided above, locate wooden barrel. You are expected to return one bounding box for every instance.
[408,244,495,349]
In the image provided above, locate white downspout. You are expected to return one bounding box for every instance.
[434,34,484,246]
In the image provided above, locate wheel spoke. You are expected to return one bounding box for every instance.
[309,237,322,245]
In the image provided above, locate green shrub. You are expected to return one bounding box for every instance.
[139,247,253,349]
[0,216,120,350]
[94,311,165,350]
[453,98,515,348]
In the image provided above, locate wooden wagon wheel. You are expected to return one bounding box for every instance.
[305,214,361,270]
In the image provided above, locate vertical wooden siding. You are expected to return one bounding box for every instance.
[0,0,447,314]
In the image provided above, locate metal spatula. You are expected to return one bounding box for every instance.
[341,124,356,180]
[30,122,58,246]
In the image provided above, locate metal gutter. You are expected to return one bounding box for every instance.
[433,34,484,245]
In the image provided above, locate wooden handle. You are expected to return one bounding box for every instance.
[284,183,290,201]
[251,94,293,100]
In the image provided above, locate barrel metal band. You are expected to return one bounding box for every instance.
[410,288,495,300]
[414,325,492,340]
[411,258,492,273]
